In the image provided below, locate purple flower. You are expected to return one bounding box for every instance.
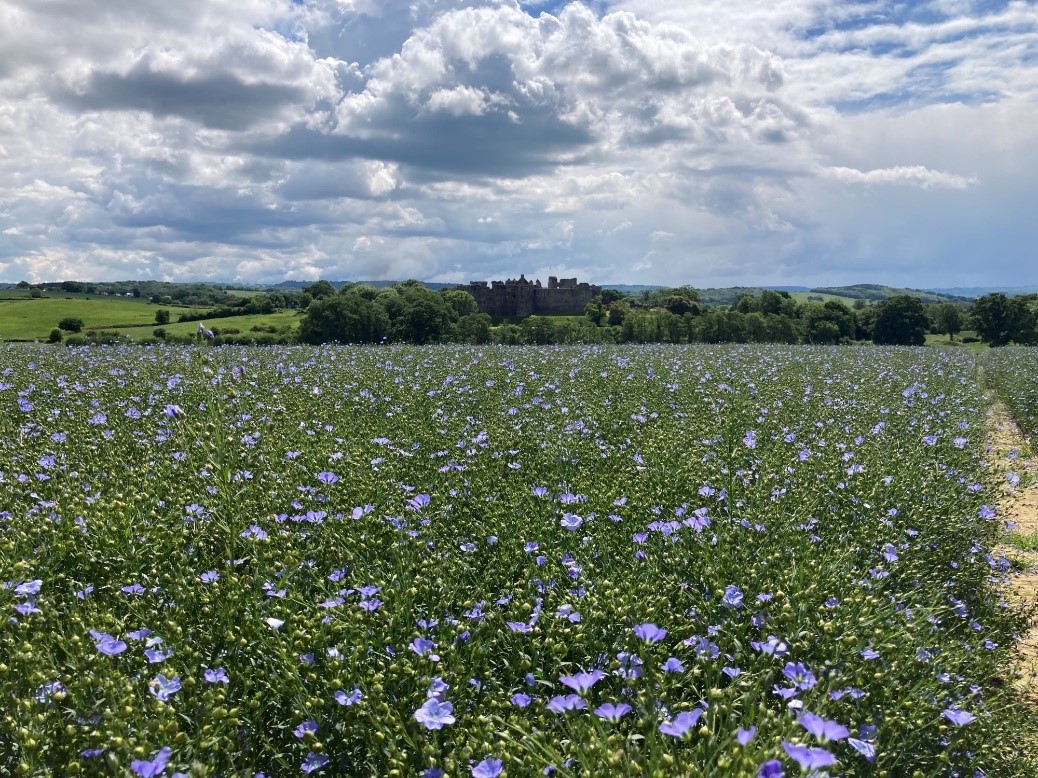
[595,702,632,722]
[204,667,229,684]
[301,752,329,774]
[737,726,757,746]
[848,738,877,761]
[943,707,976,726]
[14,580,42,596]
[511,693,532,708]
[559,513,583,531]
[414,698,455,730]
[335,688,362,706]
[743,431,758,449]
[472,757,503,778]
[662,657,685,673]
[90,630,127,656]
[860,647,880,661]
[131,746,172,777]
[317,471,339,485]
[782,742,836,770]
[200,570,219,584]
[756,760,784,778]
[722,585,744,609]
[782,662,817,690]
[633,623,666,644]
[410,637,440,660]
[546,694,587,713]
[798,711,849,742]
[294,720,318,740]
[559,669,605,695]
[149,674,181,702]
[659,709,704,737]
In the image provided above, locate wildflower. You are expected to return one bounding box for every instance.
[559,669,605,694]
[722,585,744,609]
[595,702,632,722]
[782,742,836,770]
[798,711,849,741]
[294,720,318,740]
[204,668,229,684]
[659,709,703,737]
[90,630,127,656]
[472,757,503,778]
[131,746,172,777]
[149,674,181,702]
[756,760,784,777]
[943,708,976,726]
[737,726,757,746]
[546,694,586,713]
[634,623,666,643]
[414,698,455,730]
[301,753,329,774]
[511,693,532,708]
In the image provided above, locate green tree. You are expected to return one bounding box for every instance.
[47,328,63,343]
[155,309,171,325]
[804,301,855,344]
[298,291,390,344]
[389,281,458,344]
[934,304,964,341]
[872,295,929,346]
[970,293,1038,346]
[304,280,336,300]
[440,289,479,318]
[58,317,84,332]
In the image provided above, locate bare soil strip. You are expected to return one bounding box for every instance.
[987,400,1038,698]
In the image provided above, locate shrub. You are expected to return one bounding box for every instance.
[47,328,63,343]
[58,317,84,332]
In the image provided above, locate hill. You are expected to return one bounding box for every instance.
[809,284,970,304]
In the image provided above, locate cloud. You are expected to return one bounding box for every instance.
[55,61,309,130]
[822,165,977,189]
[0,0,1036,287]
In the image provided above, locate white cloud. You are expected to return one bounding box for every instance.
[0,0,1036,287]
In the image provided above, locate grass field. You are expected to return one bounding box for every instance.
[117,311,302,340]
[0,297,211,341]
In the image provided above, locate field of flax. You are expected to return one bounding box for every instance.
[0,344,1034,777]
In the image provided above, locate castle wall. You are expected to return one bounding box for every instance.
[460,276,601,318]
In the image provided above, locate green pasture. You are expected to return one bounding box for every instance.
[0,297,208,341]
[116,310,302,340]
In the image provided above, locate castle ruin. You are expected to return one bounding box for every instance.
[459,275,602,319]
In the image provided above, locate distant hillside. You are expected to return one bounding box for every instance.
[809,284,971,304]
[927,286,1038,299]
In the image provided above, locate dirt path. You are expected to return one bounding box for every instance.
[987,400,1038,698]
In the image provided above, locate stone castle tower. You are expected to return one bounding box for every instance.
[458,275,602,318]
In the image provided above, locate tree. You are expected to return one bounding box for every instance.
[440,289,479,318]
[304,280,336,300]
[664,295,698,316]
[584,297,606,326]
[155,309,171,325]
[47,328,63,343]
[804,301,855,344]
[298,291,390,344]
[970,293,1037,346]
[934,303,963,341]
[872,295,929,346]
[58,317,84,332]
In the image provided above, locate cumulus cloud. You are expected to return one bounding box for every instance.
[822,165,977,189]
[0,0,1035,286]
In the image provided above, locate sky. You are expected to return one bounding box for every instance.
[0,0,1036,288]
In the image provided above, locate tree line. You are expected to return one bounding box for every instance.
[294,281,1038,348]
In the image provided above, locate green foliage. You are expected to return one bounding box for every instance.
[934,303,965,340]
[0,345,1034,775]
[298,290,390,344]
[970,294,1038,347]
[58,316,84,332]
[47,327,63,343]
[155,309,171,326]
[872,295,930,346]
